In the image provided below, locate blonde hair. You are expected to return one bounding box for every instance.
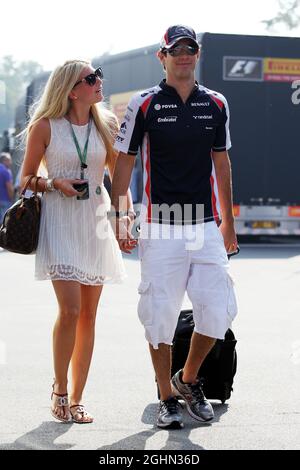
[25,60,118,168]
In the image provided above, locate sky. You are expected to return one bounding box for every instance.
[1,0,300,70]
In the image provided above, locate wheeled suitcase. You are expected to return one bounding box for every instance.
[156,247,239,403]
[172,309,237,403]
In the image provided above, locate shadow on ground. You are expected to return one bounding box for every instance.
[0,401,228,450]
[97,401,228,450]
[0,421,74,450]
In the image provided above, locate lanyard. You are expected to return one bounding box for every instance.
[69,119,92,179]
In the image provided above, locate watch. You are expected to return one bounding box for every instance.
[107,210,125,219]
[45,178,56,192]
[107,210,137,220]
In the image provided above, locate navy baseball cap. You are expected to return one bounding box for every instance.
[160,25,198,50]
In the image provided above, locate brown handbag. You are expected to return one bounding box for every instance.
[0,175,42,254]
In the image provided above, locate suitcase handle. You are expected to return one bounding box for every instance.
[227,245,240,259]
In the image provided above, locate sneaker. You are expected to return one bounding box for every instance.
[157,396,184,429]
[171,369,214,422]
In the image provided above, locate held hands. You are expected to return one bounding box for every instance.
[54,178,86,197]
[113,215,138,254]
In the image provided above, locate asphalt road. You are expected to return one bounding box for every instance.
[1,245,300,450]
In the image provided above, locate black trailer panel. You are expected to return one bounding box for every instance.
[200,33,300,205]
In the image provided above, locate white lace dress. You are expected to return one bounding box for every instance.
[35,117,126,285]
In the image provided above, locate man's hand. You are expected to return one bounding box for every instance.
[113,216,138,254]
[219,220,238,253]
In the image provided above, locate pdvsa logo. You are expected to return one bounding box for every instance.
[154,104,178,111]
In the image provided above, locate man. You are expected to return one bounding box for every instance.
[0,152,14,223]
[1,130,10,153]
[111,25,238,429]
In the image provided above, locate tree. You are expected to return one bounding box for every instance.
[0,56,43,133]
[262,0,300,30]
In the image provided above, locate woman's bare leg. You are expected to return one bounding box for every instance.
[51,280,81,420]
[70,284,103,419]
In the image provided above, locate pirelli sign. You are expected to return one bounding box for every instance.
[264,58,300,82]
[223,56,300,82]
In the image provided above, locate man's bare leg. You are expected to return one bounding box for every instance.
[182,332,216,383]
[149,343,172,400]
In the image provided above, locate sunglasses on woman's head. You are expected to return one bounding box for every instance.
[73,67,103,88]
[164,44,199,57]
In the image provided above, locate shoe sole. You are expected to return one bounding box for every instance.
[157,420,184,429]
[71,418,94,424]
[171,385,214,423]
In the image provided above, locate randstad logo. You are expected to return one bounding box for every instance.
[157,116,177,123]
[193,115,213,119]
[155,104,178,111]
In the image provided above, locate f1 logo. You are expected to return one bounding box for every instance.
[229,60,258,76]
[223,57,263,82]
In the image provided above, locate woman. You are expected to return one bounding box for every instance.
[21,60,136,423]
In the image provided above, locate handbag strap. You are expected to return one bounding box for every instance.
[21,175,41,196]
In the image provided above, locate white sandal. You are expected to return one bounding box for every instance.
[70,404,93,424]
[51,381,71,423]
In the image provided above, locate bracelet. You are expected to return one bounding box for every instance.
[45,178,57,192]
[37,177,48,193]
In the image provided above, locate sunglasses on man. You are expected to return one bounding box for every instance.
[73,66,103,88]
[163,44,199,57]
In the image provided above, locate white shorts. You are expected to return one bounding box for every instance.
[137,221,238,349]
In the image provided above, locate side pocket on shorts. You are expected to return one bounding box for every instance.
[137,280,153,326]
[227,273,238,322]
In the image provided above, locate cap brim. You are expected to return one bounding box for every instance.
[163,36,199,49]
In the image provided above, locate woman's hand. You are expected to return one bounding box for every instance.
[54,178,86,197]
[113,215,138,254]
